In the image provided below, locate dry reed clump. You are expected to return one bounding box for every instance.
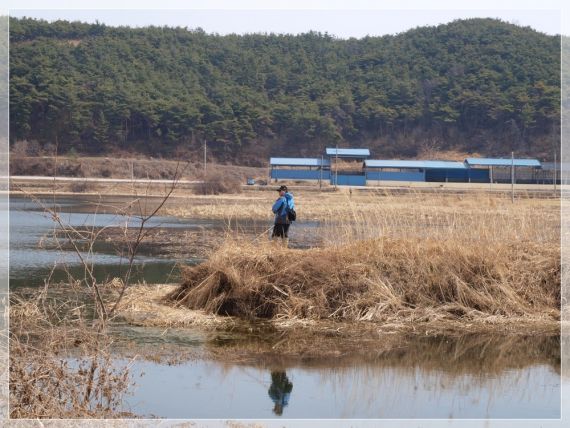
[166,237,560,327]
[117,284,232,328]
[9,291,134,418]
[194,170,243,195]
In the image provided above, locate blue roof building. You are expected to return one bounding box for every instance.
[365,160,466,170]
[325,148,370,158]
[270,157,330,182]
[364,159,486,183]
[270,157,330,167]
[465,158,541,168]
[269,149,545,185]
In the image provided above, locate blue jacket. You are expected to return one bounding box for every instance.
[272,192,294,224]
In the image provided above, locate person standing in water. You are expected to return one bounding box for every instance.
[271,185,295,240]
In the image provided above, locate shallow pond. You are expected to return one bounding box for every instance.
[122,359,559,418]
[114,330,562,419]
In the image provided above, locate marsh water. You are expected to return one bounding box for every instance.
[115,326,563,419]
[8,195,564,419]
[10,195,199,288]
[10,194,319,288]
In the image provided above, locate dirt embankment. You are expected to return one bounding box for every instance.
[10,155,268,182]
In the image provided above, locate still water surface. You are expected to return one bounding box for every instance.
[9,195,319,288]
[123,359,560,419]
[9,195,292,287]
[115,329,562,419]
[9,195,197,287]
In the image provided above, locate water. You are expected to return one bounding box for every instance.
[9,195,319,288]
[122,361,559,418]
[115,333,562,419]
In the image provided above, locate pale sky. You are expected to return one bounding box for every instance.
[6,1,564,38]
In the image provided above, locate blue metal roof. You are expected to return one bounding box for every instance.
[326,148,370,158]
[465,158,541,167]
[541,162,570,171]
[270,157,330,167]
[365,160,467,170]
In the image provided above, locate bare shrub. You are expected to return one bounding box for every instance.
[9,290,133,418]
[9,162,187,418]
[195,170,243,195]
[70,180,94,193]
[58,161,83,177]
[10,140,29,157]
[42,143,57,156]
[100,167,112,178]
[10,140,43,157]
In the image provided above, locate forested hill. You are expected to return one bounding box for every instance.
[10,17,560,164]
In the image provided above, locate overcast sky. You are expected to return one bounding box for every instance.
[7,2,564,38]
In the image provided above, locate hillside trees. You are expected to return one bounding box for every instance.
[9,17,560,161]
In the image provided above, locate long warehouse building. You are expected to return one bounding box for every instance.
[269,148,552,185]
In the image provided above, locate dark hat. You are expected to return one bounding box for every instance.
[277,185,288,192]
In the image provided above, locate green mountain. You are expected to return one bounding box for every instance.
[9,17,560,164]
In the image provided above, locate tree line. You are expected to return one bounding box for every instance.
[10,17,560,163]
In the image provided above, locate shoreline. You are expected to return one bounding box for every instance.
[117,284,562,338]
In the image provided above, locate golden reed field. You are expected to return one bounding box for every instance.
[155,188,561,332]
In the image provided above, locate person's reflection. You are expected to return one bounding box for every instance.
[268,371,293,416]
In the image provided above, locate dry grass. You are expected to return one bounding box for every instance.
[165,190,560,330]
[195,170,243,195]
[9,288,134,418]
[163,188,559,240]
[116,284,231,328]
[167,237,559,326]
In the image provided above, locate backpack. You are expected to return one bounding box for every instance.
[287,206,296,222]
[282,198,296,222]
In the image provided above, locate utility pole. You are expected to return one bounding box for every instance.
[553,121,557,194]
[319,155,323,190]
[554,150,557,194]
[511,151,515,203]
[334,145,338,190]
[203,140,207,173]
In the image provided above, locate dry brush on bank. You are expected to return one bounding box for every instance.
[10,154,266,182]
[166,191,560,329]
[167,237,559,327]
[9,290,134,418]
[9,167,187,418]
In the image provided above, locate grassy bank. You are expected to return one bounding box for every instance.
[10,155,267,181]
[163,190,560,330]
[166,237,559,328]
[9,289,133,418]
